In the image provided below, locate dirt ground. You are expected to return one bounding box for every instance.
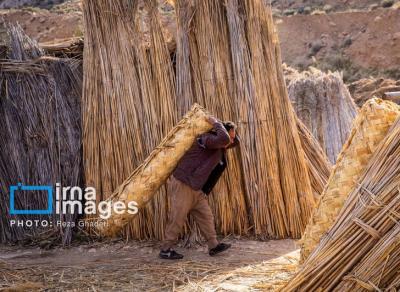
[0,238,299,291]
[276,8,400,71]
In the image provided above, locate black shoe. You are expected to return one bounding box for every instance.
[159,249,184,260]
[209,243,231,256]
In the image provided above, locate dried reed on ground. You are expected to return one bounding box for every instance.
[288,68,358,163]
[300,98,400,262]
[283,116,400,291]
[0,25,82,244]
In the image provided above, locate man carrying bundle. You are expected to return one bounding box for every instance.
[159,117,239,260]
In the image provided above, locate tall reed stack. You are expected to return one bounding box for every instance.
[296,119,331,201]
[288,68,358,163]
[175,0,250,237]
[82,0,178,240]
[174,0,329,238]
[283,115,400,291]
[0,25,82,245]
[300,98,400,262]
[83,0,330,240]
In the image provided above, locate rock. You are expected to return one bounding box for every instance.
[381,0,394,8]
[303,6,312,14]
[311,9,326,15]
[272,8,281,16]
[323,4,333,12]
[375,16,383,22]
[88,248,96,253]
[343,37,352,47]
[308,41,324,57]
[283,9,296,16]
[369,3,380,10]
[287,0,295,6]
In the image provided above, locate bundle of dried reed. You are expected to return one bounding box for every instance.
[288,68,358,163]
[333,224,400,291]
[175,0,251,238]
[296,118,331,201]
[82,0,178,240]
[387,274,400,291]
[349,77,400,106]
[95,104,212,236]
[41,37,84,58]
[0,25,82,245]
[282,63,300,86]
[175,0,320,239]
[283,116,400,291]
[300,98,400,262]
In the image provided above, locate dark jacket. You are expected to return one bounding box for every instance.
[173,121,240,194]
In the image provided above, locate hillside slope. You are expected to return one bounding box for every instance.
[0,0,399,82]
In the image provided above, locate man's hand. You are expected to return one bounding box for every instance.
[206,116,219,125]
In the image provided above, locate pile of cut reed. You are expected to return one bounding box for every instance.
[288,68,358,163]
[283,115,400,291]
[0,25,82,245]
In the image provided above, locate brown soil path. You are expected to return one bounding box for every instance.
[0,238,299,291]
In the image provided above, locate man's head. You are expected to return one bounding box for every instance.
[223,121,237,144]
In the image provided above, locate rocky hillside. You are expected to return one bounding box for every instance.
[271,0,397,14]
[1,0,397,11]
[0,0,399,82]
[0,0,64,9]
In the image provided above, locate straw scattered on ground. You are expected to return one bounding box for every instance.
[0,238,299,291]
